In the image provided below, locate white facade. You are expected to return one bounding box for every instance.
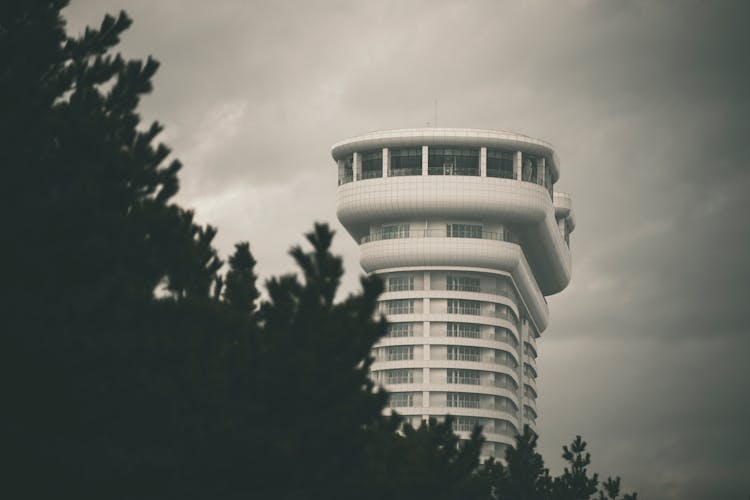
[332,128,575,459]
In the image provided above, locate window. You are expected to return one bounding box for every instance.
[385,299,414,315]
[524,405,538,421]
[447,392,480,408]
[337,155,353,185]
[524,384,537,400]
[388,275,415,291]
[495,327,518,347]
[447,275,480,292]
[447,369,480,385]
[453,416,480,432]
[386,369,413,384]
[495,373,518,391]
[389,393,414,407]
[447,322,480,339]
[385,345,414,361]
[387,323,414,337]
[524,363,537,379]
[360,149,383,179]
[428,147,479,176]
[495,350,518,369]
[447,346,481,362]
[389,147,422,176]
[486,149,514,179]
[524,342,537,359]
[447,299,481,315]
[446,224,482,238]
[496,396,518,414]
[382,224,410,240]
[496,419,516,436]
[495,304,517,324]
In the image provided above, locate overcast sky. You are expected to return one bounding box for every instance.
[66,1,750,497]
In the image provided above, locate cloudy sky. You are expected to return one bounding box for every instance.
[66,1,750,497]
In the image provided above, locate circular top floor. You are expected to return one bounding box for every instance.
[331,127,560,182]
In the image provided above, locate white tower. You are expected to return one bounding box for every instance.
[332,128,575,458]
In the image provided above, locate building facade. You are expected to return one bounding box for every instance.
[332,128,575,458]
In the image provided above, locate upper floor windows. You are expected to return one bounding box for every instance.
[447,299,481,315]
[389,392,414,407]
[388,275,415,292]
[337,154,353,185]
[447,322,481,339]
[428,147,479,176]
[381,224,410,240]
[446,224,482,238]
[384,345,414,361]
[487,149,514,179]
[385,369,413,384]
[447,346,481,362]
[447,275,480,292]
[389,147,422,177]
[447,392,480,409]
[361,149,383,179]
[387,323,414,338]
[447,368,481,385]
[384,299,415,315]
[453,416,480,432]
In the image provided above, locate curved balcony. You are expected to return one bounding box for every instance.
[337,175,570,295]
[361,237,548,332]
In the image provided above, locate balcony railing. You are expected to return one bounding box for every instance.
[362,228,520,244]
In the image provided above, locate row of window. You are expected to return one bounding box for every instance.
[375,368,519,391]
[388,392,521,413]
[371,223,518,244]
[381,299,518,324]
[377,346,517,368]
[387,323,519,346]
[338,148,552,189]
[386,274,517,302]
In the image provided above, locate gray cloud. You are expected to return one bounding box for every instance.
[65,1,750,497]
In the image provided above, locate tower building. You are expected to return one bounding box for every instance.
[332,128,575,458]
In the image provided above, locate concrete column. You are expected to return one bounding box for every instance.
[480,146,487,177]
[382,147,389,178]
[536,156,545,185]
[422,145,429,175]
[513,151,522,180]
[353,151,361,181]
[424,270,431,291]
[423,390,430,408]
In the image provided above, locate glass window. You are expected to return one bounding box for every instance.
[389,147,422,177]
[382,224,410,240]
[337,155,353,185]
[447,346,481,362]
[447,369,480,385]
[524,384,537,400]
[447,322,481,339]
[447,275,480,292]
[523,363,537,379]
[384,345,414,361]
[495,327,518,347]
[387,323,414,337]
[495,350,518,369]
[389,392,414,407]
[385,299,414,315]
[524,342,537,359]
[453,416,480,432]
[388,275,414,291]
[385,369,413,384]
[486,149,514,179]
[495,373,518,391]
[428,147,479,176]
[446,224,482,238]
[361,149,383,179]
[447,299,481,315]
[447,392,480,408]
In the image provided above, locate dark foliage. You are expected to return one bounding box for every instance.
[1,2,637,499]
